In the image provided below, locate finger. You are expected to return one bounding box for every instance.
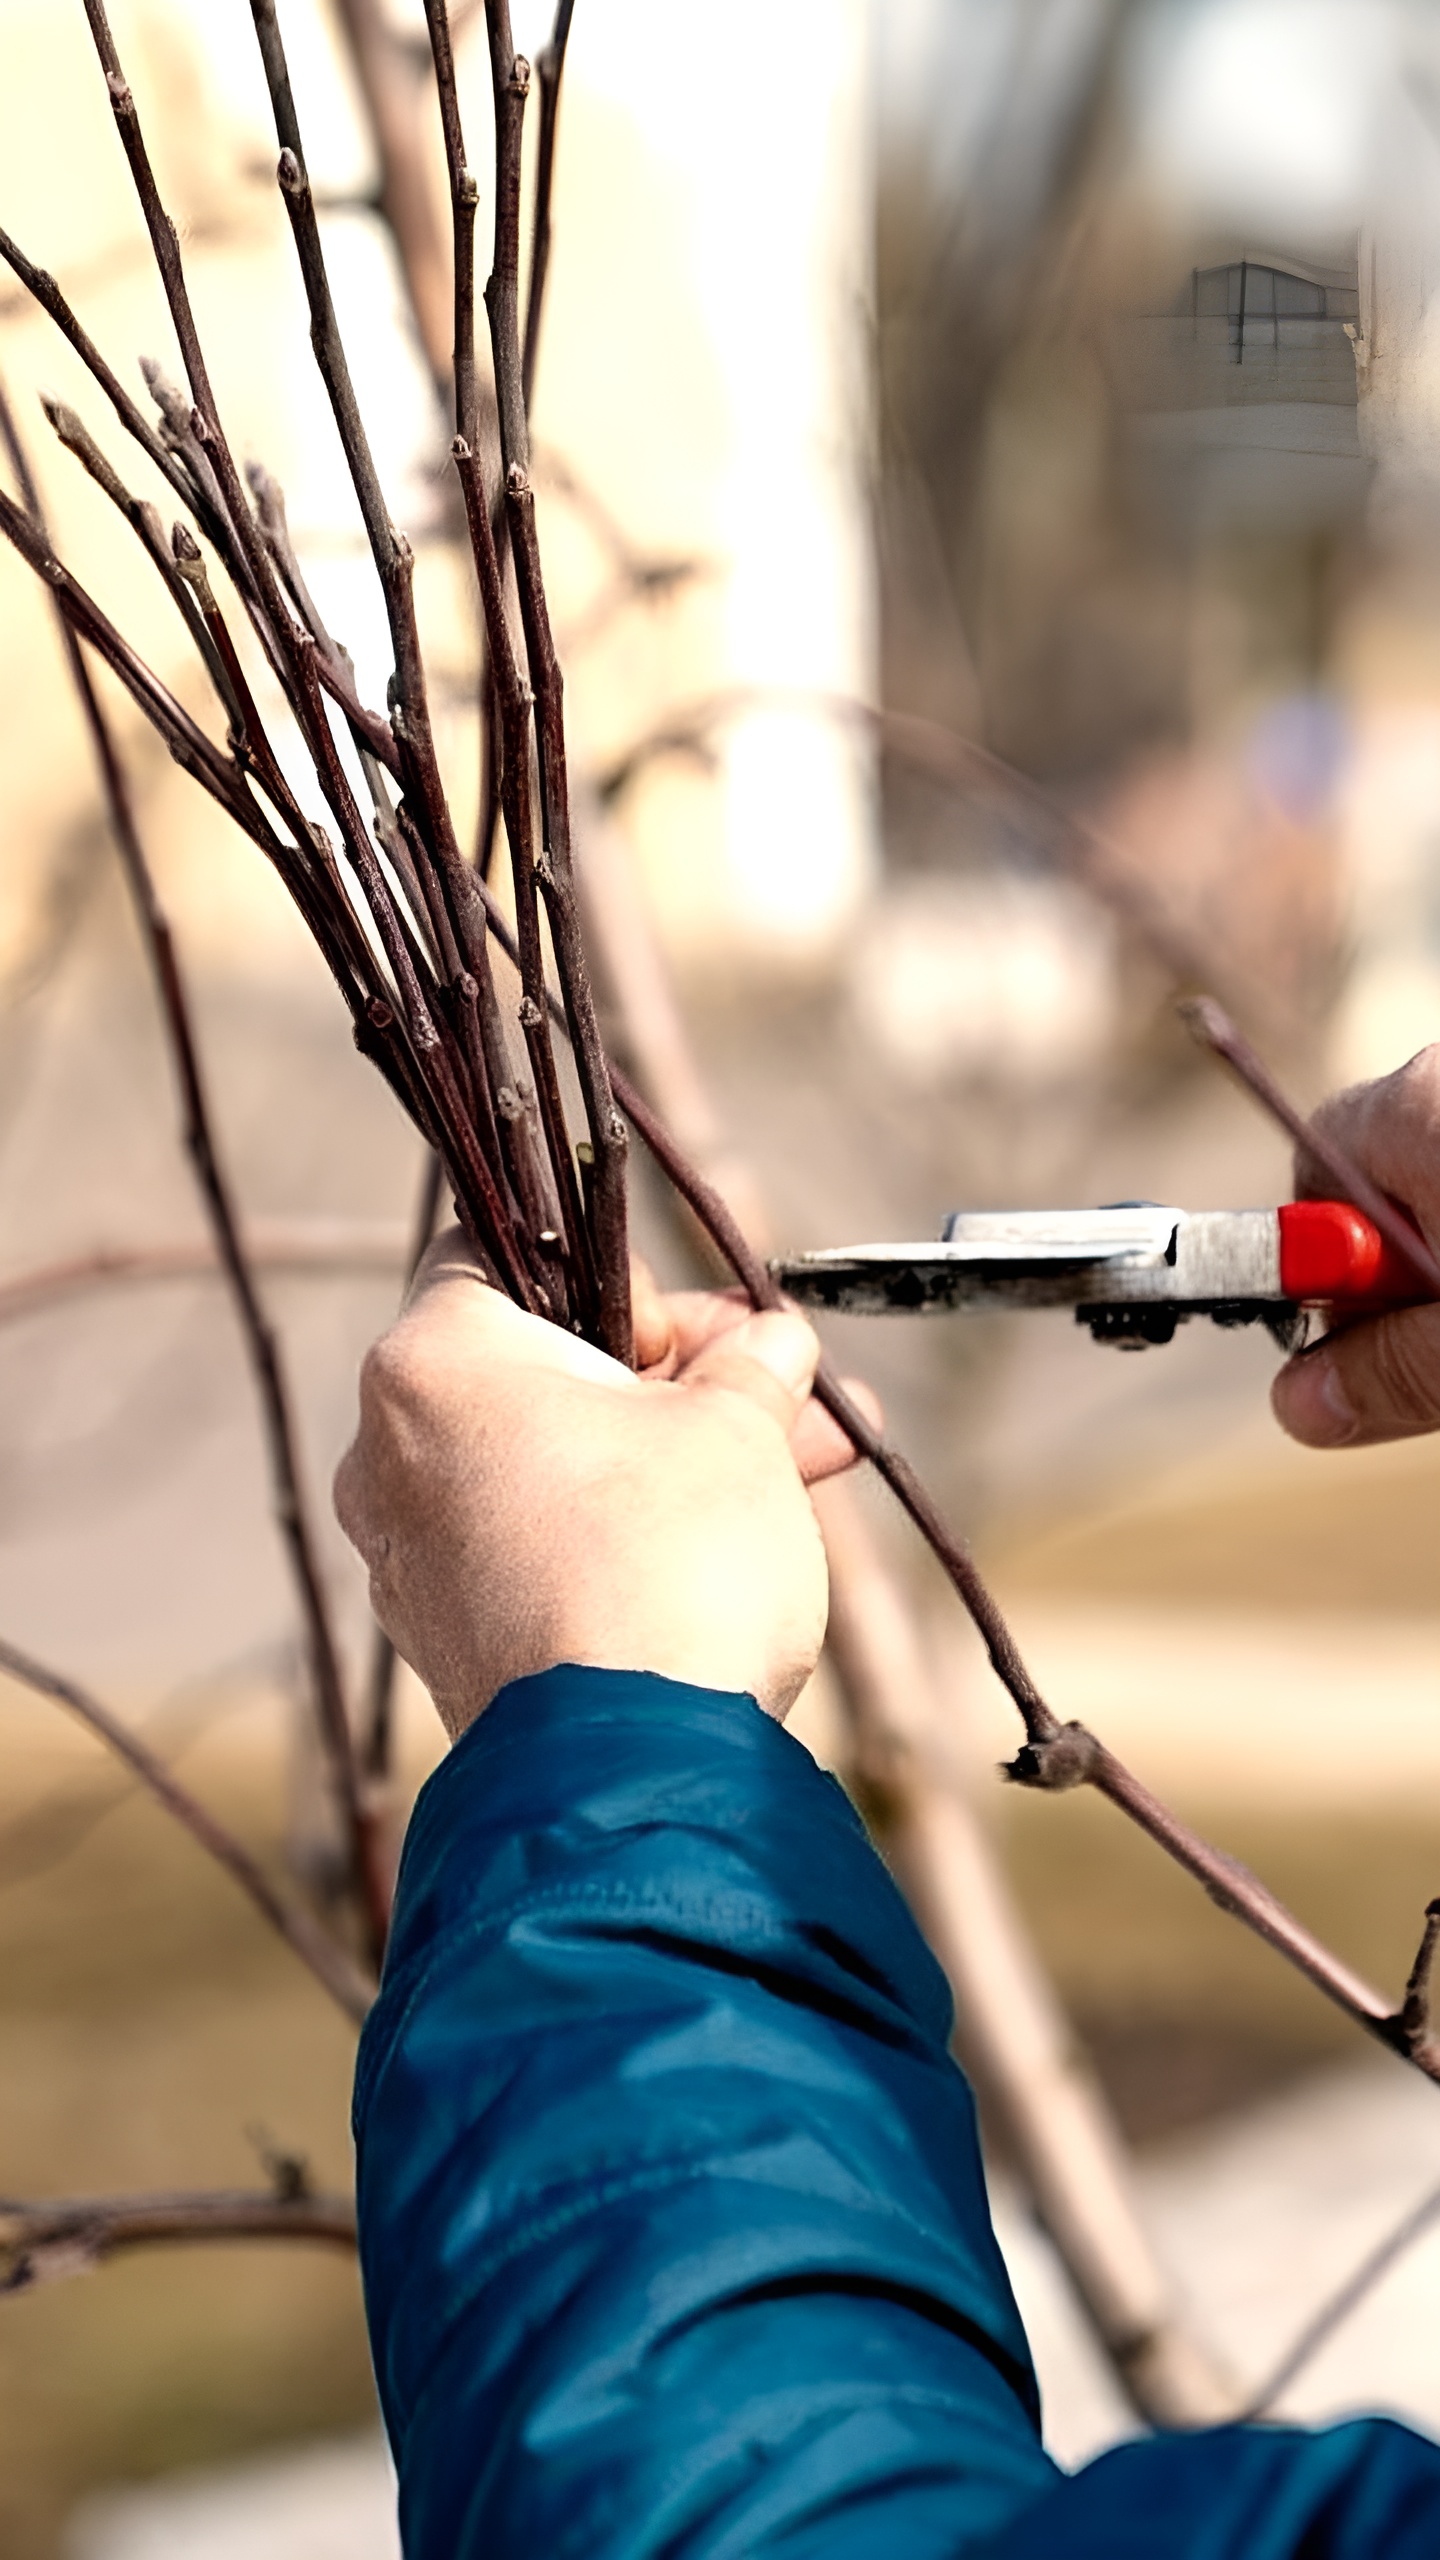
[791,1374,883,1483]
[1272,1302,1440,1447]
[665,1286,755,1368]
[679,1309,820,1437]
[630,1254,677,1374]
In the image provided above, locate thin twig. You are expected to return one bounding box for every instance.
[0,485,267,838]
[1240,2175,1440,2419]
[0,2187,356,2293]
[1180,996,1440,1300]
[0,220,214,525]
[597,687,1232,998]
[0,1637,373,2023]
[1401,1899,1440,2051]
[474,0,633,1358]
[423,6,594,1319]
[0,1225,409,1329]
[326,0,454,394]
[248,7,555,1311]
[522,0,576,413]
[255,64,470,928]
[40,396,240,720]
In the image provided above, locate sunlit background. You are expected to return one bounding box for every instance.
[4,2,1440,2550]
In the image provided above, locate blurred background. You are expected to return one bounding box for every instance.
[4,0,1440,2549]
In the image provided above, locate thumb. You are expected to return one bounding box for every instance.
[1272,1303,1440,1447]
[678,1308,820,1437]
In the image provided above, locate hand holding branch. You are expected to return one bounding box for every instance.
[335,1247,878,1732]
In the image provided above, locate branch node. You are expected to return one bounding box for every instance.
[1400,1897,1440,2050]
[1003,1722,1101,1793]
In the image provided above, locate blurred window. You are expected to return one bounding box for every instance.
[1183,261,1356,361]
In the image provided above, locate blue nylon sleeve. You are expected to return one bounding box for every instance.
[353,1665,1440,2557]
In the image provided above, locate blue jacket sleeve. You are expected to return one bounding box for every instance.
[353,1666,1440,2559]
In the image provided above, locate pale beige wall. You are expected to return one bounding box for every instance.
[0,0,875,987]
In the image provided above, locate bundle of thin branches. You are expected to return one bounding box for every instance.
[1,0,630,1375]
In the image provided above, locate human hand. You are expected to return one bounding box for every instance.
[1272,1044,1440,1448]
[333,1237,878,1736]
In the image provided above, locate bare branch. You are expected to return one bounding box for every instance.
[40,396,241,719]
[598,688,1239,1000]
[0,483,264,836]
[472,0,632,1359]
[0,219,212,523]
[1241,2173,1440,2419]
[0,1221,411,1329]
[0,1637,373,2023]
[522,0,577,413]
[326,0,454,394]
[1402,1898,1440,2052]
[1180,997,1440,1301]
[816,1476,1236,2425]
[0,2186,355,2293]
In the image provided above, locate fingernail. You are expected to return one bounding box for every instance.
[733,1310,817,1395]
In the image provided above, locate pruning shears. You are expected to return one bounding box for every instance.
[772,1201,1421,1350]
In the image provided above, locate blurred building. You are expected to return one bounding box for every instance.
[1114,247,1365,540]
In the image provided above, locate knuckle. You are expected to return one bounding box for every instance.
[332,1443,363,1538]
[356,1324,434,1423]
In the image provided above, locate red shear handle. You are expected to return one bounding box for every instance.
[1279,1200,1426,1304]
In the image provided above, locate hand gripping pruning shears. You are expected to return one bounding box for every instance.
[772,1200,1422,1350]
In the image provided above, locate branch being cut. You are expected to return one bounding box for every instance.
[815,1478,1235,2426]
[1181,996,1440,1300]
[1,2186,356,2293]
[0,1637,373,2023]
